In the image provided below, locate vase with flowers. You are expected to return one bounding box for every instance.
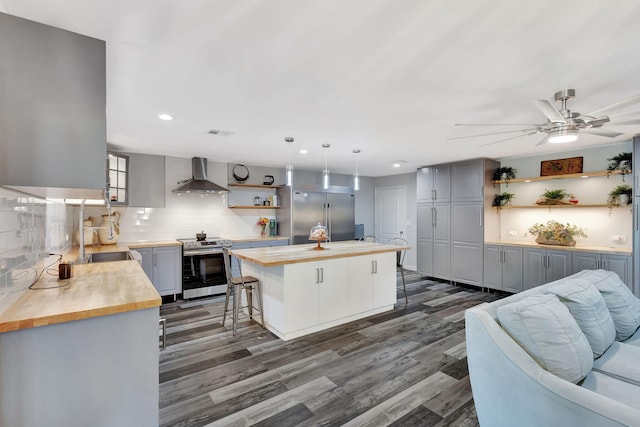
[257,217,270,237]
[526,220,587,247]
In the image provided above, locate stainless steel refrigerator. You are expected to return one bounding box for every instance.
[277,184,355,245]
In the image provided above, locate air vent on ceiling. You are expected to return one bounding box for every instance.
[208,129,234,136]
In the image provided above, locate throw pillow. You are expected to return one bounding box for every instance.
[497,293,593,384]
[546,278,616,358]
[573,270,640,341]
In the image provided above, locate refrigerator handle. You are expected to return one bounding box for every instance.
[326,202,331,241]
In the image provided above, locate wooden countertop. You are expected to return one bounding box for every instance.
[124,240,182,248]
[0,258,161,333]
[231,241,408,266]
[226,236,289,243]
[485,240,632,255]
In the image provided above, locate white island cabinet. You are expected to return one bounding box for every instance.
[231,241,403,341]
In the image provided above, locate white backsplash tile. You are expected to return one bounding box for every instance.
[0,187,73,307]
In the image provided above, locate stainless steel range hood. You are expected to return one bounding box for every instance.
[172,157,229,194]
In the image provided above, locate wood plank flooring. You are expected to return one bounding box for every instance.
[159,271,505,426]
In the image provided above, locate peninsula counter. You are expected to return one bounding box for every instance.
[230,241,406,340]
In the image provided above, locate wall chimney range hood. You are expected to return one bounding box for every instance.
[172,157,229,194]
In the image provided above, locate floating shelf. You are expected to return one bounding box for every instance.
[494,204,609,210]
[228,183,283,189]
[492,169,629,184]
[228,205,280,209]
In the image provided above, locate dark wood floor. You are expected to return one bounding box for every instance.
[159,271,504,427]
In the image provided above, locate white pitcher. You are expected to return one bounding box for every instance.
[98,211,121,245]
[75,217,95,246]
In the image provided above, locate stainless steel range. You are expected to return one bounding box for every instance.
[178,237,232,299]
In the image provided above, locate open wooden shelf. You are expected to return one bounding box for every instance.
[228,205,280,209]
[492,169,629,184]
[228,183,283,189]
[493,204,609,210]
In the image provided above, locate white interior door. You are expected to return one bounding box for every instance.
[375,186,407,242]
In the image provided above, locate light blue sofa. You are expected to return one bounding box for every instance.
[466,270,640,427]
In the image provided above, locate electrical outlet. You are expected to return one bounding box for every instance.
[509,230,518,236]
[612,235,628,243]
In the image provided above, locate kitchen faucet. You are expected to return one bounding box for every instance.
[77,193,114,264]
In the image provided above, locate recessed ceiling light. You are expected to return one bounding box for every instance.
[158,114,173,121]
[392,160,407,168]
[299,149,308,154]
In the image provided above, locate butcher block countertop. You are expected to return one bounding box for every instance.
[485,240,632,255]
[0,246,163,333]
[231,241,408,267]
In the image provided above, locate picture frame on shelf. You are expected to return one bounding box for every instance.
[540,156,583,176]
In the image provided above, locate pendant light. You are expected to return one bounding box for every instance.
[285,137,294,186]
[352,148,361,191]
[322,143,331,189]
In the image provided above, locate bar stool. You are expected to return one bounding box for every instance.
[386,237,408,304]
[221,248,265,335]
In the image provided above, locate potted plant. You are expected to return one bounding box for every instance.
[526,220,587,246]
[535,188,570,205]
[607,152,632,180]
[492,192,515,208]
[607,184,633,208]
[492,166,517,182]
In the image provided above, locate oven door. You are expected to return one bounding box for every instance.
[182,251,228,299]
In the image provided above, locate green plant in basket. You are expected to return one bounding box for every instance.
[542,189,568,200]
[607,184,632,208]
[526,220,587,246]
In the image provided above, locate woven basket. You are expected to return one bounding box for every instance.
[535,237,576,247]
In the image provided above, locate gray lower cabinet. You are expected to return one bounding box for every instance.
[417,203,450,280]
[451,203,484,286]
[135,246,181,297]
[484,245,523,293]
[230,239,289,276]
[572,251,633,288]
[523,248,572,290]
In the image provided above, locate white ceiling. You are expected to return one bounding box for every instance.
[3,0,640,177]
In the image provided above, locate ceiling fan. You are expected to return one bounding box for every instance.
[452,89,640,147]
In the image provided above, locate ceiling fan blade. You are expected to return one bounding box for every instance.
[535,135,549,146]
[609,118,640,125]
[533,99,567,124]
[479,130,539,147]
[455,123,539,127]
[586,93,640,117]
[582,129,624,138]
[448,128,538,141]
[608,110,640,122]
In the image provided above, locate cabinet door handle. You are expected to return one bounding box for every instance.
[432,189,436,200]
[374,260,378,273]
[320,267,324,283]
[371,260,375,274]
[315,268,320,284]
[433,208,438,227]
[159,318,167,351]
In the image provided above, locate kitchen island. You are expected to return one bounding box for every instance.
[231,241,406,340]
[0,253,161,427]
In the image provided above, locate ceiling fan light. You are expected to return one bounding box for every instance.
[548,128,579,144]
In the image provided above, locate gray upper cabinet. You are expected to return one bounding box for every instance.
[127,153,166,207]
[452,159,485,202]
[417,164,451,204]
[0,13,106,191]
